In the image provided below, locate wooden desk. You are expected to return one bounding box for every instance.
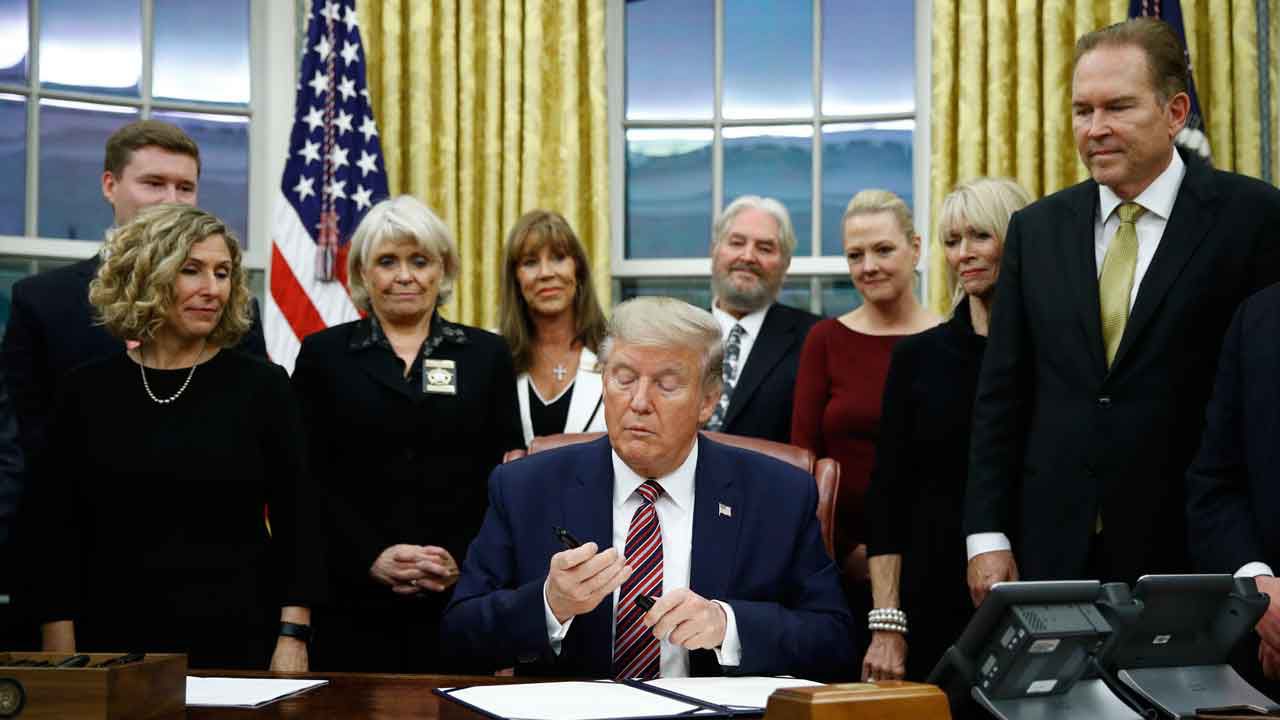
[185,671,524,720]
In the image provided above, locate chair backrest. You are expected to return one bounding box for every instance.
[504,431,839,558]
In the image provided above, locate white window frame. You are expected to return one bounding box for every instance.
[0,0,297,278]
[606,0,932,306]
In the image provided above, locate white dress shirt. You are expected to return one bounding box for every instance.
[542,440,742,676]
[967,152,1190,563]
[712,302,769,374]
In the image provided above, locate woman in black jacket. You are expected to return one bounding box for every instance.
[292,195,523,673]
[861,178,1031,682]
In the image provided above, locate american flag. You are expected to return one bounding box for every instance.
[265,0,389,373]
[1129,0,1211,162]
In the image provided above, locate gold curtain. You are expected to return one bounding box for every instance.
[928,0,1273,314]
[356,0,610,327]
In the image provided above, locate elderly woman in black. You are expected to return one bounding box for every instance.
[861,177,1032,683]
[292,195,522,673]
[29,203,318,670]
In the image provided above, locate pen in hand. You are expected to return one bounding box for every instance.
[552,526,655,610]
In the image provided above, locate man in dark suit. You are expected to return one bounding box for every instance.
[1187,282,1280,689]
[703,196,819,443]
[2,119,266,462]
[964,18,1280,600]
[442,297,853,679]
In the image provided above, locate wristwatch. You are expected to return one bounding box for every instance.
[278,622,314,644]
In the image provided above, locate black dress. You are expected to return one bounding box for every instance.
[864,296,986,681]
[25,349,320,669]
[291,312,523,673]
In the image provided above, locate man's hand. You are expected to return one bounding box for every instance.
[546,542,632,624]
[968,550,1018,608]
[269,636,308,673]
[644,588,727,650]
[1253,576,1280,649]
[862,631,907,682]
[1260,639,1280,681]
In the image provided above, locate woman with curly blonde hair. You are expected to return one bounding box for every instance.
[25,203,322,671]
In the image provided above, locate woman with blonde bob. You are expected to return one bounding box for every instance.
[28,203,320,671]
[497,210,609,446]
[291,195,521,672]
[861,177,1032,683]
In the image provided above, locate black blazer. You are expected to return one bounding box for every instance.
[966,150,1280,582]
[2,256,267,460]
[1186,282,1280,574]
[291,315,523,611]
[720,302,820,444]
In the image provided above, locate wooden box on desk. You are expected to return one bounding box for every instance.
[0,652,185,719]
[766,681,951,720]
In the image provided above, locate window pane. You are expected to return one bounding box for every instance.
[723,0,812,120]
[820,277,860,316]
[38,100,138,240]
[39,0,141,96]
[823,2,915,116]
[0,257,32,336]
[0,95,24,236]
[626,0,712,121]
[154,0,250,105]
[153,111,249,247]
[723,125,812,256]
[0,0,28,83]
[626,128,712,259]
[820,120,914,256]
[618,277,810,312]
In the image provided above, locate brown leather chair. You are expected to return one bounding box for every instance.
[503,431,840,558]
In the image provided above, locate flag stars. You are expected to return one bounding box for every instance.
[308,69,330,97]
[343,5,359,32]
[326,179,347,200]
[293,174,315,201]
[352,184,373,211]
[303,105,325,133]
[358,115,378,142]
[298,139,321,165]
[340,40,360,66]
[314,34,332,61]
[337,77,357,102]
[320,1,340,22]
[356,150,378,177]
[334,109,354,135]
[330,145,350,170]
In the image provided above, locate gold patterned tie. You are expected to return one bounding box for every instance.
[1098,202,1145,367]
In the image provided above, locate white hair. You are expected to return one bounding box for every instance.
[599,297,724,393]
[347,195,459,312]
[712,195,796,260]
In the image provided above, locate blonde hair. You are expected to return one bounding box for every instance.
[842,189,916,240]
[599,297,724,395]
[347,195,459,313]
[497,210,608,374]
[712,195,797,261]
[89,203,250,346]
[938,177,1032,307]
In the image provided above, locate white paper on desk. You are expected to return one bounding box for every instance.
[448,680,709,720]
[185,676,329,708]
[645,676,823,709]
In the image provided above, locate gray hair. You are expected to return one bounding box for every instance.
[599,297,724,394]
[347,195,460,312]
[712,195,796,261]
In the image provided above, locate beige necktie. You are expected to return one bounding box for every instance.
[1099,202,1146,367]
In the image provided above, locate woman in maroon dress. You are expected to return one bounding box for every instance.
[791,189,939,648]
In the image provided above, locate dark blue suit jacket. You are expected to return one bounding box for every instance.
[441,434,855,681]
[1186,282,1280,574]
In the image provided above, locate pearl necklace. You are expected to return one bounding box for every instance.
[139,340,207,405]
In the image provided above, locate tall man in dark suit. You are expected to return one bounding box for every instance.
[703,196,819,443]
[442,297,853,679]
[1187,282,1280,689]
[964,18,1280,601]
[2,120,267,462]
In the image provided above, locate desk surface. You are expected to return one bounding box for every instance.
[185,671,522,720]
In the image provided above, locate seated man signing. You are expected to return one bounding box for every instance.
[441,296,854,680]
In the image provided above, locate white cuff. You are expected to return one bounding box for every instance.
[966,532,1012,561]
[711,600,741,667]
[543,578,573,655]
[1236,562,1275,579]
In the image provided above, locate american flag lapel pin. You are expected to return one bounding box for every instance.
[718,502,732,518]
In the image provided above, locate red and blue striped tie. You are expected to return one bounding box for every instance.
[613,480,664,679]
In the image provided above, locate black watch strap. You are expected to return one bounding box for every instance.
[279,621,313,644]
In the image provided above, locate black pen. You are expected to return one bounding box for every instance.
[551,526,656,610]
